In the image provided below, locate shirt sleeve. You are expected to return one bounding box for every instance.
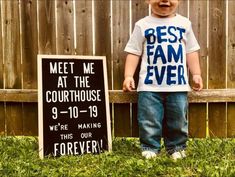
[185,23,200,53]
[124,24,145,56]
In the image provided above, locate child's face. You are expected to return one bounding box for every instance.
[146,0,179,18]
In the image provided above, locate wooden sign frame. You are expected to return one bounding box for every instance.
[37,55,112,158]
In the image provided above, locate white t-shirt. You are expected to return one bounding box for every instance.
[125,14,200,92]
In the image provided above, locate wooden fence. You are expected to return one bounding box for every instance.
[0,0,234,138]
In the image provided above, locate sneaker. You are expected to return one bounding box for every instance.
[171,150,186,161]
[142,150,157,159]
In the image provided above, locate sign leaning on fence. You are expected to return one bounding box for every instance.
[37,55,112,158]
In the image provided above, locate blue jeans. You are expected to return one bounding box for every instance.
[138,92,188,154]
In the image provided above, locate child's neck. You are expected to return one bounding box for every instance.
[151,13,176,18]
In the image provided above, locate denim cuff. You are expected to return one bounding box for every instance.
[141,146,160,154]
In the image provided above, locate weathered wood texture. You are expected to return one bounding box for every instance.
[227,1,235,137]
[21,0,38,136]
[131,0,149,137]
[56,0,75,55]
[189,0,208,138]
[2,0,22,135]
[2,89,235,104]
[0,0,234,138]
[0,88,235,137]
[0,3,3,89]
[38,0,56,54]
[0,2,3,135]
[177,0,188,17]
[208,0,227,138]
[112,0,131,137]
[93,0,113,135]
[75,0,93,55]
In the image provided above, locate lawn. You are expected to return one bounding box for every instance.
[0,137,234,177]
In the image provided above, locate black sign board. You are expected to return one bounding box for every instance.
[38,55,112,158]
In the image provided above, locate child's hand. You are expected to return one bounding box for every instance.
[123,76,135,92]
[192,75,203,91]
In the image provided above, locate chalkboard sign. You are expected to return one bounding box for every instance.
[37,55,112,158]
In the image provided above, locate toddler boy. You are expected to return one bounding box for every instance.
[123,0,203,160]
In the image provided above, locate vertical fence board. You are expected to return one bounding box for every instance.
[209,103,227,137]
[22,103,37,136]
[0,103,5,135]
[227,104,235,137]
[228,0,235,88]
[38,0,56,54]
[56,0,74,55]
[131,0,148,137]
[188,103,206,138]
[132,0,149,25]
[208,0,227,137]
[0,2,3,89]
[6,103,23,135]
[112,0,129,90]
[209,1,226,89]
[75,0,92,55]
[93,0,113,136]
[178,0,188,17]
[188,0,207,138]
[227,1,235,88]
[0,2,4,134]
[190,0,208,90]
[94,0,111,87]
[37,0,57,136]
[2,0,23,135]
[112,0,131,137]
[2,1,21,89]
[21,0,38,89]
[20,0,38,136]
[114,103,131,137]
[132,105,138,137]
[131,0,148,87]
[227,1,235,137]
[0,1,5,134]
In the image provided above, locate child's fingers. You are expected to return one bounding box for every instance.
[123,84,132,92]
[123,77,135,92]
[130,80,135,90]
[192,75,203,91]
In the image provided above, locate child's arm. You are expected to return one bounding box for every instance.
[186,51,203,91]
[123,54,140,92]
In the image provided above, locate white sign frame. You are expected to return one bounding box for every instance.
[37,55,112,158]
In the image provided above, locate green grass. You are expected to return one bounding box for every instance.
[0,137,234,177]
